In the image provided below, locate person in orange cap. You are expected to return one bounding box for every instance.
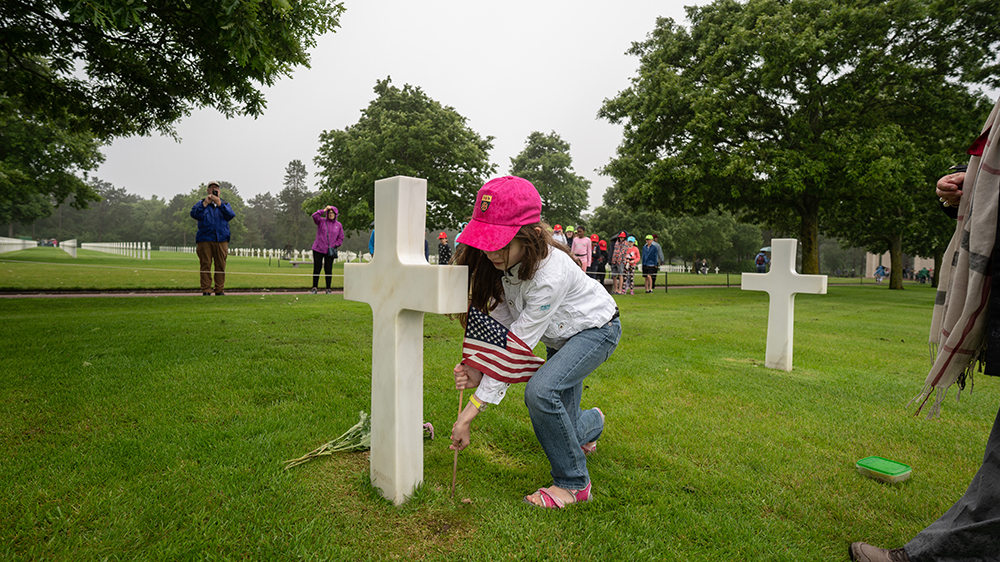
[437,231,452,265]
[552,224,567,246]
[588,235,607,285]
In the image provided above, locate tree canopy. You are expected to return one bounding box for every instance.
[2,0,343,235]
[598,0,1000,274]
[310,78,496,232]
[508,131,590,227]
[1,0,345,139]
[0,96,104,229]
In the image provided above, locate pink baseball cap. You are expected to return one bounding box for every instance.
[457,176,541,252]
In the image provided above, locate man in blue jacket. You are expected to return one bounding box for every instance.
[641,235,660,293]
[190,181,235,296]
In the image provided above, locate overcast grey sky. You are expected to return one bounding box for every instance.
[95,0,703,211]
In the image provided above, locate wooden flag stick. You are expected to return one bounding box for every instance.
[451,388,464,498]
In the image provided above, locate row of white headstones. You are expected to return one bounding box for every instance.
[345,175,826,505]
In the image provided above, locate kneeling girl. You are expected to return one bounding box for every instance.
[450,176,621,508]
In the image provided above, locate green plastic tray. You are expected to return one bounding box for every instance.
[856,456,912,484]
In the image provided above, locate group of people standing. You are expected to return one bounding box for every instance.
[549,225,664,295]
[609,232,664,295]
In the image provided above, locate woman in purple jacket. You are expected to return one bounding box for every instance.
[310,206,344,294]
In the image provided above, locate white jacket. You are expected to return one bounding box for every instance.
[475,246,617,404]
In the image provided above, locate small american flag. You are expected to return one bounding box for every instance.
[462,306,545,384]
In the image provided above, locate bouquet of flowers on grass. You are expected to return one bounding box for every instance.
[283,411,435,470]
[283,411,371,470]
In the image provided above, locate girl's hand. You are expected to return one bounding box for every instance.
[453,363,483,390]
[450,418,471,451]
[937,172,965,207]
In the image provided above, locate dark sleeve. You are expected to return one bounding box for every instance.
[942,203,958,219]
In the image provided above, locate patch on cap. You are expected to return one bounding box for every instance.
[480,195,492,213]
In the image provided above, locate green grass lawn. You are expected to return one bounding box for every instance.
[0,247,343,291]
[0,247,918,292]
[1,284,996,561]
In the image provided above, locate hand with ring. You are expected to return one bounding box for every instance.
[936,172,965,208]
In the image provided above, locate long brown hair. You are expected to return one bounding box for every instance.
[453,222,577,326]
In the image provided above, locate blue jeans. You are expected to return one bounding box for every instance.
[524,317,621,490]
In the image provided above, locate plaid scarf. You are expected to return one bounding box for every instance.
[915,98,1000,418]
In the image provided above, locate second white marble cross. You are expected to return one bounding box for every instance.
[741,238,827,371]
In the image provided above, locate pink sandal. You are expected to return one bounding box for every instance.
[524,482,592,508]
[581,408,604,455]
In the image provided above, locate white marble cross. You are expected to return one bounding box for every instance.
[344,176,469,505]
[741,238,827,371]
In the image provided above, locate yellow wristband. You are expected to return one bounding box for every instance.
[469,395,483,410]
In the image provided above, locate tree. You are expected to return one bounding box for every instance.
[310,77,496,232]
[284,159,309,193]
[78,179,139,243]
[163,193,195,247]
[818,236,868,277]
[0,97,104,233]
[673,212,738,267]
[245,192,280,249]
[131,196,168,244]
[728,220,764,269]
[822,125,927,289]
[1,0,345,139]
[824,93,990,289]
[598,0,1000,274]
[277,160,311,249]
[508,132,589,227]
[3,0,339,237]
[30,198,88,242]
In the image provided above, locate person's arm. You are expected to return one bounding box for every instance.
[312,209,324,225]
[332,222,344,247]
[450,399,480,451]
[449,363,487,451]
[190,201,206,219]
[220,202,235,221]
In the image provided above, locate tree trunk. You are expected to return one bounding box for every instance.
[798,201,820,274]
[889,234,904,290]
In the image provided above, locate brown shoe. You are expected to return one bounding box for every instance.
[849,542,910,562]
